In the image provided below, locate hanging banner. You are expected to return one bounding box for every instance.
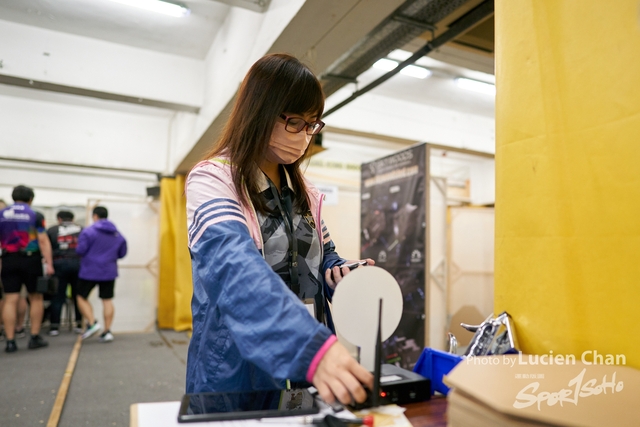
[361,143,427,369]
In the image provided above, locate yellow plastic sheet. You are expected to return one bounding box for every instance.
[495,0,640,367]
[158,175,193,331]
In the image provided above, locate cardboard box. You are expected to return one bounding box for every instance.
[444,354,640,426]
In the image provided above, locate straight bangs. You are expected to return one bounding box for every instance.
[283,68,325,117]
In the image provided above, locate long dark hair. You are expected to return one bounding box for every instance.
[202,53,324,214]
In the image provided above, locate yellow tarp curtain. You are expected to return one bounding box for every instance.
[158,175,193,331]
[495,1,640,367]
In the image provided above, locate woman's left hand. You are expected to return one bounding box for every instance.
[325,258,375,289]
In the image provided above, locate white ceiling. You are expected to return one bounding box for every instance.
[0,0,495,175]
[0,0,495,118]
[0,0,231,59]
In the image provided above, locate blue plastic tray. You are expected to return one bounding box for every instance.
[413,348,463,395]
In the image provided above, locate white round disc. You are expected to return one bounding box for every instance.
[331,266,403,349]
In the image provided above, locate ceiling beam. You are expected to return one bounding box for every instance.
[0,156,162,176]
[0,74,200,114]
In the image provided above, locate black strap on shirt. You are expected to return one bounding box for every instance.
[268,174,300,296]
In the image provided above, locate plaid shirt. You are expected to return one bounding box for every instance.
[257,177,333,323]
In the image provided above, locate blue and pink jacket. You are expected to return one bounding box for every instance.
[185,158,345,393]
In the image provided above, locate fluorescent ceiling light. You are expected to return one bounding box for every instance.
[389,49,434,68]
[109,0,190,17]
[373,59,431,79]
[400,65,431,79]
[388,49,412,61]
[373,58,398,71]
[455,77,496,95]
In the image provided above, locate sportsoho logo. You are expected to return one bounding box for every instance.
[510,351,623,411]
[512,367,623,411]
[465,352,627,411]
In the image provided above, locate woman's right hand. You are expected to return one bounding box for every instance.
[325,259,375,290]
[312,341,373,405]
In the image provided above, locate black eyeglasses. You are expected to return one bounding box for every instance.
[279,114,325,135]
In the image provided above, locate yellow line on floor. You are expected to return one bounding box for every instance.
[47,335,83,427]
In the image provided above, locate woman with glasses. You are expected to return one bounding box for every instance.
[185,54,374,405]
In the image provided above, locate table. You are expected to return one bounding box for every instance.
[403,396,447,427]
[131,396,448,427]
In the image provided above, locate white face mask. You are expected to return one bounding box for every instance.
[267,122,311,164]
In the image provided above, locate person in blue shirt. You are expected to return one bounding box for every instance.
[0,185,54,352]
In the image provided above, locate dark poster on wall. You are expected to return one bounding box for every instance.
[360,143,426,369]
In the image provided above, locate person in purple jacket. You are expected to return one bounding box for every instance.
[75,206,127,342]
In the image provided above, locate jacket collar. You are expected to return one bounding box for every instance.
[257,165,295,193]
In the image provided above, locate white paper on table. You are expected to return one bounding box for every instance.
[135,399,352,427]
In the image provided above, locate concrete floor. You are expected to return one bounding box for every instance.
[0,327,189,427]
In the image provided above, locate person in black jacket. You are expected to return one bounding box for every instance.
[46,211,83,335]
